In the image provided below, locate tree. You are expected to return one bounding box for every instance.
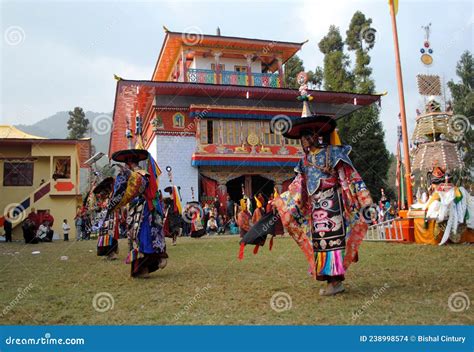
[447,51,474,176]
[316,15,391,199]
[284,55,305,89]
[318,25,354,92]
[67,107,89,139]
[448,51,474,117]
[344,12,390,199]
[345,11,375,93]
[308,66,324,89]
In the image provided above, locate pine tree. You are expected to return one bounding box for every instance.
[447,50,474,176]
[284,55,322,90]
[318,25,354,92]
[344,12,391,198]
[448,51,473,117]
[67,107,89,139]
[308,66,324,90]
[284,55,305,89]
[317,15,391,199]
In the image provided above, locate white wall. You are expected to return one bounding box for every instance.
[151,135,198,204]
[192,56,262,73]
[147,135,158,162]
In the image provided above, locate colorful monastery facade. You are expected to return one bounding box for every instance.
[109,30,380,207]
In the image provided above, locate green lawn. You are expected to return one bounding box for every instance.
[0,236,472,325]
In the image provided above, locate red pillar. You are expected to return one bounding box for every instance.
[245,54,253,86]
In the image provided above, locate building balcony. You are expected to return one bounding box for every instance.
[185,69,282,88]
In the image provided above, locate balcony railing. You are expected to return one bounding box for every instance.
[221,70,249,86]
[252,72,282,88]
[186,69,217,84]
[185,69,282,88]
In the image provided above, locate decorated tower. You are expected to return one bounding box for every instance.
[410,24,464,193]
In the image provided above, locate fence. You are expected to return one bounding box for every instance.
[365,218,405,241]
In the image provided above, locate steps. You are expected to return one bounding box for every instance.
[1,181,51,229]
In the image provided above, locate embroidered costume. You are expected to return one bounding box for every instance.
[273,145,372,282]
[106,149,168,277]
[239,71,374,295]
[93,177,119,259]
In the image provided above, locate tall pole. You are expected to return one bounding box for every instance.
[389,2,413,207]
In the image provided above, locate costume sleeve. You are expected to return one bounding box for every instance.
[273,173,316,278]
[336,161,373,211]
[294,158,305,174]
[335,159,373,269]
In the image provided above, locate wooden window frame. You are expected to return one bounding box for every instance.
[3,161,34,186]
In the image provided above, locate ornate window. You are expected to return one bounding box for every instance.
[197,119,299,146]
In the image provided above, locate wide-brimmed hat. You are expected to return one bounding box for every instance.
[111,149,148,163]
[280,115,336,140]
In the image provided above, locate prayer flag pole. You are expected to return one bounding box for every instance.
[388,0,413,206]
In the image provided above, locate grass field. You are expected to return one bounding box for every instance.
[0,236,472,325]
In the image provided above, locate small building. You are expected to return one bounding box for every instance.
[109,29,381,208]
[0,125,91,239]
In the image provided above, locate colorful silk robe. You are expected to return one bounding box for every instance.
[106,154,167,276]
[273,145,372,278]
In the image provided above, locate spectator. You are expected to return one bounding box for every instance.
[370,210,378,225]
[62,219,70,241]
[81,214,91,240]
[22,219,38,244]
[206,215,218,235]
[27,208,40,231]
[213,196,221,215]
[36,221,53,242]
[40,209,55,228]
[229,218,239,235]
[203,203,210,228]
[74,210,83,241]
[4,215,12,242]
[217,215,225,234]
[226,195,235,220]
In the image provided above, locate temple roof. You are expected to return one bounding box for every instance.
[109,79,383,155]
[152,31,305,81]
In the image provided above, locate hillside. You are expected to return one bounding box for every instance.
[16,111,112,158]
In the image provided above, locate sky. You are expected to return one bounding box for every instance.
[0,0,472,152]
